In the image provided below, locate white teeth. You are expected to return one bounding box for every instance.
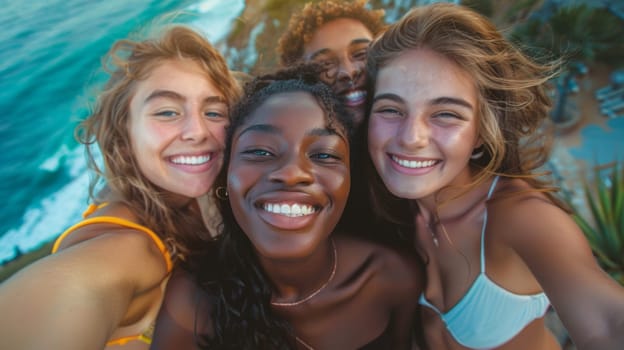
[171,154,211,165]
[291,204,302,215]
[344,90,365,102]
[391,155,436,169]
[263,203,316,217]
[281,204,290,214]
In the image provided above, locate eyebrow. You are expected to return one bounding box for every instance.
[144,90,226,105]
[307,38,372,60]
[373,93,474,110]
[237,124,345,140]
[372,93,405,104]
[237,124,279,137]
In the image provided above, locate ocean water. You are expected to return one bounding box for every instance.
[0,0,245,264]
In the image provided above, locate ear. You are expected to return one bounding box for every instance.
[473,137,483,150]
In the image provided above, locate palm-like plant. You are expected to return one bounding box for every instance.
[511,3,624,123]
[572,162,624,285]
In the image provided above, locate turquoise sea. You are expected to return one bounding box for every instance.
[0,0,245,264]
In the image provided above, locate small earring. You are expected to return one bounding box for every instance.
[470,147,484,160]
[215,186,228,200]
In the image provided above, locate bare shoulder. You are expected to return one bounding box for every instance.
[488,178,572,235]
[486,177,592,262]
[55,201,141,248]
[52,202,168,290]
[334,235,424,295]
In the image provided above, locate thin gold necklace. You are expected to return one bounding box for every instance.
[296,335,314,350]
[271,239,337,307]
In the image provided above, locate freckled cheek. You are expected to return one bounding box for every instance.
[140,124,180,150]
[436,129,477,157]
[368,118,396,140]
[208,123,228,146]
[368,121,392,158]
[130,125,164,156]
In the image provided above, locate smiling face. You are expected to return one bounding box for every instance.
[368,48,481,201]
[303,18,373,126]
[128,58,228,202]
[227,92,350,259]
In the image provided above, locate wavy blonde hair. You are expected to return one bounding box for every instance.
[75,25,240,261]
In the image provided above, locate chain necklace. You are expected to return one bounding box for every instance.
[271,239,337,307]
[427,221,439,247]
[296,336,314,350]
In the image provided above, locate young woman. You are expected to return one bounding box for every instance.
[152,66,424,349]
[0,26,240,349]
[365,3,624,350]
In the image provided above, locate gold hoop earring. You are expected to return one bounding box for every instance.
[470,146,484,160]
[215,186,228,200]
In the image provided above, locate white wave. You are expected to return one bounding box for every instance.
[38,144,71,172]
[0,145,91,265]
[186,0,245,43]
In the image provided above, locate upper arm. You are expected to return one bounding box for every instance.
[498,196,624,345]
[152,269,214,350]
[0,229,168,349]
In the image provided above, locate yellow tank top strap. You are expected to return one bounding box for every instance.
[51,215,173,272]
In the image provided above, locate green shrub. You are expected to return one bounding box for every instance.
[572,162,624,285]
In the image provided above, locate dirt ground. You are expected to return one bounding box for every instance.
[556,63,614,148]
[544,63,621,350]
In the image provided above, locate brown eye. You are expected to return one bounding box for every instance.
[353,49,367,61]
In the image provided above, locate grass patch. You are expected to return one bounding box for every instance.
[0,241,54,283]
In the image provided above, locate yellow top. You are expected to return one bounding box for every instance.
[51,203,173,346]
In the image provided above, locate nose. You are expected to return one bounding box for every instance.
[335,57,362,83]
[398,114,429,149]
[181,109,210,142]
[268,155,314,187]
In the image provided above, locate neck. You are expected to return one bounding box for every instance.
[167,192,195,209]
[266,239,336,306]
[416,173,493,225]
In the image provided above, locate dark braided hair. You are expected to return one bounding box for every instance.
[197,64,352,349]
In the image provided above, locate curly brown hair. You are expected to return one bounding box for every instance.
[277,0,386,67]
[75,25,241,262]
